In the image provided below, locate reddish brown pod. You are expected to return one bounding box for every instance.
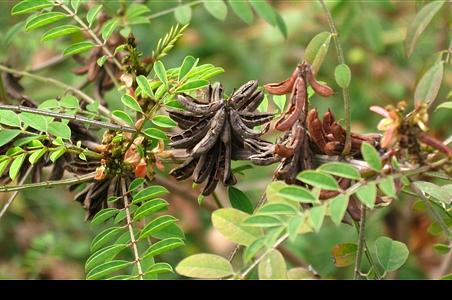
[264,65,300,95]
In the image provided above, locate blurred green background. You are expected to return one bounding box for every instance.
[0,0,450,279]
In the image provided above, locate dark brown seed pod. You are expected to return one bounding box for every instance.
[168,81,274,195]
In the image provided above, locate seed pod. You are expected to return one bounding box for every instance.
[274,77,307,131]
[177,93,225,114]
[264,66,300,95]
[240,112,274,127]
[418,132,452,157]
[305,66,334,97]
[191,107,227,157]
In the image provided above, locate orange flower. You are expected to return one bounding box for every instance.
[370,105,401,148]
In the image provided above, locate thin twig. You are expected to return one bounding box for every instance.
[212,192,223,208]
[410,182,451,239]
[55,1,123,70]
[228,192,267,262]
[0,173,96,193]
[354,204,366,280]
[239,233,289,278]
[318,0,351,155]
[0,166,33,220]
[0,104,136,133]
[121,178,144,280]
[0,64,111,118]
[148,0,203,20]
[26,55,68,73]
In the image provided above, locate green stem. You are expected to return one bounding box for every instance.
[0,104,136,133]
[148,0,203,20]
[354,204,366,280]
[318,0,351,156]
[0,166,33,219]
[212,192,223,208]
[0,173,96,193]
[121,178,144,280]
[0,64,111,118]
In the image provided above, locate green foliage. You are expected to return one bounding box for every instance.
[86,180,184,280]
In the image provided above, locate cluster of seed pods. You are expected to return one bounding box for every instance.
[168,81,274,195]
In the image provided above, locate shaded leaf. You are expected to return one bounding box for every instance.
[243,237,265,263]
[228,0,253,24]
[405,1,445,57]
[203,0,228,21]
[334,64,351,89]
[174,5,192,25]
[375,236,409,272]
[228,186,253,214]
[91,208,119,226]
[414,61,444,107]
[332,243,357,267]
[85,244,127,273]
[304,32,332,74]
[90,226,125,252]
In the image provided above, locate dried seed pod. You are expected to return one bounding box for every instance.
[274,76,307,131]
[264,65,300,95]
[304,64,334,97]
[168,81,273,195]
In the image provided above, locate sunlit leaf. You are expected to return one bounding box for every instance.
[228,0,253,24]
[211,208,262,246]
[258,250,287,280]
[176,254,234,279]
[25,12,67,31]
[297,170,340,191]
